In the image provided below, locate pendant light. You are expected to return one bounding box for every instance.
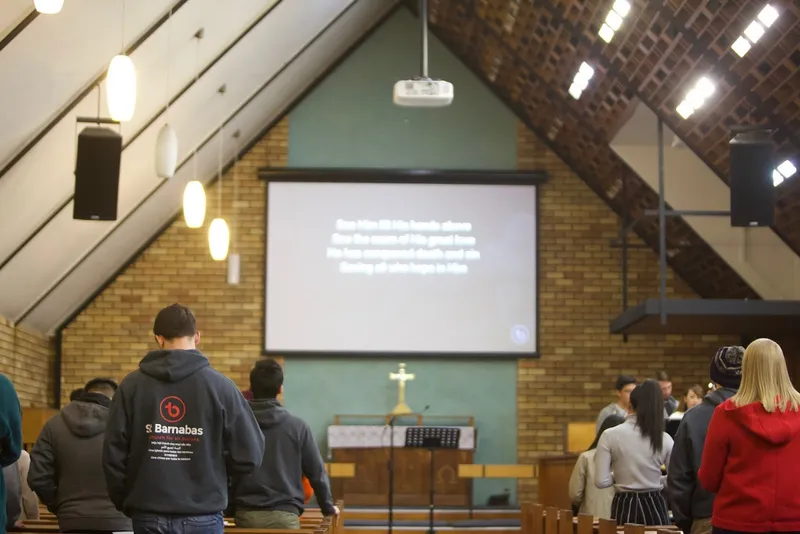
[182,33,206,228]
[208,127,229,261]
[155,8,178,178]
[227,130,241,284]
[107,0,136,122]
[34,0,63,14]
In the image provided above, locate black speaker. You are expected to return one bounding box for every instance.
[729,132,774,227]
[73,126,122,221]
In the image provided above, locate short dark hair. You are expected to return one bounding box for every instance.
[153,304,197,340]
[615,375,637,390]
[654,370,671,382]
[69,388,84,401]
[84,378,118,394]
[250,358,284,399]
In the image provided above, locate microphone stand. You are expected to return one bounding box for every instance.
[388,414,397,534]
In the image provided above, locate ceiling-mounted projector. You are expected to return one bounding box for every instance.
[393,78,453,107]
[394,0,454,108]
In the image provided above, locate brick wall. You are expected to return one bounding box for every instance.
[0,316,54,407]
[516,123,735,500]
[61,118,733,500]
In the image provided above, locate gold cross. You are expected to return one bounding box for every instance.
[390,363,415,415]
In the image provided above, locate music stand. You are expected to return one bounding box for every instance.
[405,427,461,534]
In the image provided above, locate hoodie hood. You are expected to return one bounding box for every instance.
[705,387,736,407]
[139,349,209,382]
[249,398,290,429]
[61,393,111,437]
[724,399,800,445]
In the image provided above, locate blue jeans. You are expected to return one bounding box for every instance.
[132,513,224,534]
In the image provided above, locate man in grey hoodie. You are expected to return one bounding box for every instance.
[28,378,132,533]
[230,358,337,529]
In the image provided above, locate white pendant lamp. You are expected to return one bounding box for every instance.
[106,54,137,122]
[34,0,63,14]
[208,218,230,261]
[155,124,178,178]
[183,180,206,228]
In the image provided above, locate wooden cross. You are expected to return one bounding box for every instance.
[390,363,415,415]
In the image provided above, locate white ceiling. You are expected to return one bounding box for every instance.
[0,0,399,335]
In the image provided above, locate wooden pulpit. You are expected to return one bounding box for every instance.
[537,454,579,510]
[328,414,475,506]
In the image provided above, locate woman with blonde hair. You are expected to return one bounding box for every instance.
[699,338,800,534]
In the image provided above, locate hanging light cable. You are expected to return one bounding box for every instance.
[182,35,206,228]
[209,126,230,261]
[155,7,178,178]
[34,0,64,14]
[107,0,137,122]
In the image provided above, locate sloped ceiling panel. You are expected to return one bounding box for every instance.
[0,0,35,43]
[20,0,398,335]
[0,0,358,325]
[0,0,176,167]
[0,0,280,265]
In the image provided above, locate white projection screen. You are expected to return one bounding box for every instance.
[263,171,542,357]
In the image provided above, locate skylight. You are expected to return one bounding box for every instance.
[773,160,797,186]
[731,4,779,58]
[598,0,632,44]
[675,77,716,119]
[568,62,595,100]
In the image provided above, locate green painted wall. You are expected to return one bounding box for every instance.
[283,9,519,505]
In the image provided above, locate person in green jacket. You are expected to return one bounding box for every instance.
[0,375,22,534]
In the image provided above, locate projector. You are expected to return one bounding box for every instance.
[393,78,453,107]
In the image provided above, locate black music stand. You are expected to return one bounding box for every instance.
[405,427,461,534]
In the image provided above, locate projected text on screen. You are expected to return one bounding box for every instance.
[327,219,479,276]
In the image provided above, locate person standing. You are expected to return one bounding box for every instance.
[28,378,130,533]
[569,414,625,519]
[595,379,673,525]
[0,375,21,534]
[103,304,265,534]
[230,359,337,528]
[655,370,679,417]
[596,375,637,432]
[667,346,743,534]
[699,338,800,534]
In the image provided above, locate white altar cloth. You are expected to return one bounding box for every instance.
[327,425,475,450]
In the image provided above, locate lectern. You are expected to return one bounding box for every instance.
[405,427,461,534]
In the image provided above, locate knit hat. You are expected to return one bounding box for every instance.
[710,346,744,389]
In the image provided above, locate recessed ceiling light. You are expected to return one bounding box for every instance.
[757,5,779,28]
[744,21,766,43]
[731,36,752,57]
[773,170,785,186]
[695,77,716,98]
[568,83,583,100]
[676,101,694,119]
[612,0,631,18]
[777,160,797,178]
[577,62,595,80]
[598,23,615,43]
[605,10,623,31]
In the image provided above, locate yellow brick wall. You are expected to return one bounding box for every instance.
[61,118,734,501]
[0,315,54,407]
[516,123,735,500]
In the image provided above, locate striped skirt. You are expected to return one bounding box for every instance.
[611,490,670,526]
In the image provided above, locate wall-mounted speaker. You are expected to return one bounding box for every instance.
[729,132,774,227]
[73,126,122,221]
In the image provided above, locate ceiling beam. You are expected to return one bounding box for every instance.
[0,8,38,53]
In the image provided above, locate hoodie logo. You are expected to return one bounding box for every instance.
[159,396,186,424]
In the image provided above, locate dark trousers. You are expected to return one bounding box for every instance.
[713,529,800,534]
[131,512,223,534]
[611,490,671,526]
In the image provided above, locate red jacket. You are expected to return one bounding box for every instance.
[698,398,800,532]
